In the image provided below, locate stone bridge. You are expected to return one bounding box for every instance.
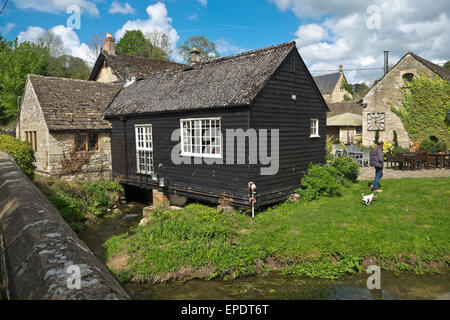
[0,152,129,300]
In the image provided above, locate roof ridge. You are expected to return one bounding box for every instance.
[103,51,184,65]
[129,41,297,82]
[313,72,340,78]
[28,74,121,86]
[200,41,297,66]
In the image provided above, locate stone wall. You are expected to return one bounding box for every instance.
[362,54,438,147]
[47,131,112,180]
[16,79,50,172]
[330,74,353,103]
[0,152,129,300]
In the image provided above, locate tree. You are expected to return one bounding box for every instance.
[87,33,103,62]
[36,30,65,57]
[48,55,90,80]
[178,36,220,63]
[0,37,49,122]
[116,30,170,61]
[145,30,173,60]
[351,83,371,100]
[116,30,151,57]
[391,73,450,147]
[444,61,450,70]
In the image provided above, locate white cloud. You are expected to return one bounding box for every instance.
[115,2,180,61]
[0,23,15,35]
[294,24,328,46]
[109,1,136,15]
[197,0,208,6]
[215,39,245,56]
[12,0,99,16]
[272,0,450,83]
[18,25,95,65]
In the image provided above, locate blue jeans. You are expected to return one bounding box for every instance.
[373,167,383,190]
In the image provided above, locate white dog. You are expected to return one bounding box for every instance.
[362,193,377,206]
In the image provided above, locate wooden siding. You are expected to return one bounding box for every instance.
[249,49,328,206]
[110,108,252,205]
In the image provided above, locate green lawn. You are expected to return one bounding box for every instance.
[104,177,450,283]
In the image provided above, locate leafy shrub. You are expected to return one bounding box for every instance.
[329,156,359,183]
[0,134,36,179]
[297,164,343,201]
[35,176,124,230]
[419,138,447,153]
[392,146,410,155]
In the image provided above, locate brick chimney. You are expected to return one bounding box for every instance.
[190,48,200,65]
[339,65,343,73]
[104,32,116,55]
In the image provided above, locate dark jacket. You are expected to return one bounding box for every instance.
[370,146,384,168]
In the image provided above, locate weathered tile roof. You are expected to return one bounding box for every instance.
[409,52,450,81]
[28,75,122,131]
[327,101,363,118]
[88,51,184,82]
[313,72,341,94]
[105,41,297,117]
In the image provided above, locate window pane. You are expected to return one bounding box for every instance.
[88,133,98,151]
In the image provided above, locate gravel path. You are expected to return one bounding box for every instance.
[358,167,450,181]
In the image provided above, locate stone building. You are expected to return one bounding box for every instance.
[362,52,450,147]
[89,32,183,83]
[16,75,122,179]
[313,65,353,103]
[326,101,363,144]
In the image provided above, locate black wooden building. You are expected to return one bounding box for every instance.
[104,41,329,207]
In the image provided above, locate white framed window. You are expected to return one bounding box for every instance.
[135,125,154,174]
[310,119,320,138]
[180,118,222,158]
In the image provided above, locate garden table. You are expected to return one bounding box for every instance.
[428,153,449,169]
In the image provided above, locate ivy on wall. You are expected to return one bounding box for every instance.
[391,73,450,147]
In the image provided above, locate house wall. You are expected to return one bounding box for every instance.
[362,54,438,147]
[46,131,112,180]
[110,107,252,205]
[250,49,328,206]
[95,66,119,83]
[329,74,353,103]
[16,79,50,173]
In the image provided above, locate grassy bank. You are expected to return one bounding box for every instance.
[35,176,124,232]
[104,177,449,283]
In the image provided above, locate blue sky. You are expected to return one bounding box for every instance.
[1,0,449,83]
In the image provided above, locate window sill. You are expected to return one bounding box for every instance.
[310,135,321,138]
[180,153,222,159]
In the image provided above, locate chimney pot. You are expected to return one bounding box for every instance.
[339,65,343,73]
[104,32,116,55]
[190,48,201,65]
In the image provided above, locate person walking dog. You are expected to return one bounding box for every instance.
[370,141,384,193]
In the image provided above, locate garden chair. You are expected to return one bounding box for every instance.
[386,153,393,168]
[414,151,427,170]
[358,150,371,167]
[393,153,404,170]
[333,144,344,157]
[347,145,355,153]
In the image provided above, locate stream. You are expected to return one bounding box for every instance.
[78,203,450,300]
